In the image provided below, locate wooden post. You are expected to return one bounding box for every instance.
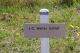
[40,9,50,53]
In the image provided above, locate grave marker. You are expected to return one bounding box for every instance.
[24,9,65,53]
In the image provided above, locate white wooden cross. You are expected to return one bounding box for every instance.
[24,9,65,53]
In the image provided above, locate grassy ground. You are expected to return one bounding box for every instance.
[0,2,80,53]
